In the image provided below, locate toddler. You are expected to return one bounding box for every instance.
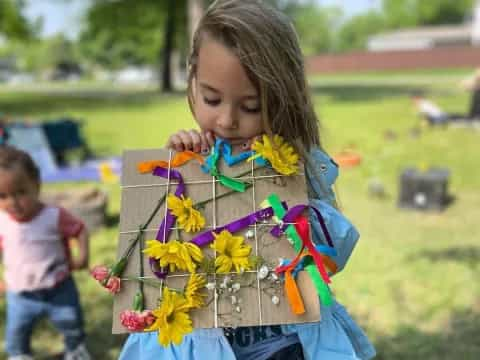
[0,146,91,360]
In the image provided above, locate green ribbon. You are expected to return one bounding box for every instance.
[266,194,332,306]
[210,146,246,192]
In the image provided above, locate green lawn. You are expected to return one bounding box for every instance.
[1,69,479,359]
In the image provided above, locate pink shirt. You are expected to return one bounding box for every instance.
[0,205,84,292]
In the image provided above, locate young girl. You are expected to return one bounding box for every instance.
[0,146,91,360]
[120,1,376,359]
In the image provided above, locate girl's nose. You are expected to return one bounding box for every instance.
[217,108,238,129]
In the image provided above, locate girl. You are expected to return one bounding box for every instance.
[0,146,91,360]
[120,0,376,359]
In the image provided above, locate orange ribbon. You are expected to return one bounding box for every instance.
[284,270,305,315]
[137,151,204,173]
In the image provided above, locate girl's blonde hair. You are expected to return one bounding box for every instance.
[187,0,322,155]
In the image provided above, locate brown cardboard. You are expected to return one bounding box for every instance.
[112,148,320,334]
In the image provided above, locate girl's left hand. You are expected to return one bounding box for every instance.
[71,256,89,271]
[167,129,215,153]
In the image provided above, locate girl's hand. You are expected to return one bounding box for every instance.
[71,256,89,271]
[167,129,215,154]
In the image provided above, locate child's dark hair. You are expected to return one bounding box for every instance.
[0,146,40,185]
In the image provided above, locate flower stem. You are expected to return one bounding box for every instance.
[122,192,167,261]
[123,277,162,288]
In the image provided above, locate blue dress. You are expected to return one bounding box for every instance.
[119,148,376,360]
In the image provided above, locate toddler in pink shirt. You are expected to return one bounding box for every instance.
[0,146,91,360]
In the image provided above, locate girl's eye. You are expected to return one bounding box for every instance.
[16,189,26,196]
[203,97,221,106]
[242,105,261,114]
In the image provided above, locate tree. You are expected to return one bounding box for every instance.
[0,0,32,40]
[290,4,342,55]
[337,11,386,52]
[79,0,188,91]
[416,0,474,25]
[382,0,474,28]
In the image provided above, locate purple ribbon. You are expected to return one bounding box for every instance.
[190,202,287,247]
[269,205,334,248]
[149,166,185,279]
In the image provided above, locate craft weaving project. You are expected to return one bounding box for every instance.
[98,137,336,346]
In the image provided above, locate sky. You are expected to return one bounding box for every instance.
[24,0,382,39]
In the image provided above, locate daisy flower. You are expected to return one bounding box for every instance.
[167,194,205,232]
[250,135,299,175]
[210,230,252,273]
[146,288,193,346]
[143,240,203,273]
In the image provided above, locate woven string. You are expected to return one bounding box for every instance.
[212,167,219,327]
[251,161,263,325]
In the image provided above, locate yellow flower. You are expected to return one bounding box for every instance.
[143,240,203,273]
[146,287,193,346]
[167,194,205,232]
[250,134,299,175]
[210,230,252,273]
[184,273,207,309]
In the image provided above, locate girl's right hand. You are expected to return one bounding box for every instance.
[167,129,215,154]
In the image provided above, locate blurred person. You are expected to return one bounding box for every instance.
[411,94,451,126]
[118,1,376,360]
[0,146,91,360]
[460,67,480,120]
[413,68,480,126]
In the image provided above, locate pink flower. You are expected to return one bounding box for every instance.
[106,276,121,294]
[90,265,109,282]
[120,310,156,331]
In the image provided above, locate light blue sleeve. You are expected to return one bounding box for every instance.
[306,148,359,273]
[305,147,339,205]
[309,199,359,274]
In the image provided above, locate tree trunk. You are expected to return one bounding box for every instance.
[161,0,176,92]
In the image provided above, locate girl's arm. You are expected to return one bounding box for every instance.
[70,227,90,270]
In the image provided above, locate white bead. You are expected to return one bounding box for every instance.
[220,276,230,288]
[232,283,241,292]
[206,282,216,291]
[235,306,241,313]
[231,295,237,305]
[245,229,255,239]
[257,265,269,280]
[271,295,280,305]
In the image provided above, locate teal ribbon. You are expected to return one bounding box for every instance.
[208,140,247,192]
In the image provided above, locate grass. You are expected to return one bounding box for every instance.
[1,68,479,359]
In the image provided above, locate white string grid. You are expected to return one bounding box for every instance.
[159,150,173,299]
[121,172,305,189]
[251,158,263,326]
[121,153,308,328]
[211,166,219,327]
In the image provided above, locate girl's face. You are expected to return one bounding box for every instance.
[0,167,41,221]
[193,37,264,147]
